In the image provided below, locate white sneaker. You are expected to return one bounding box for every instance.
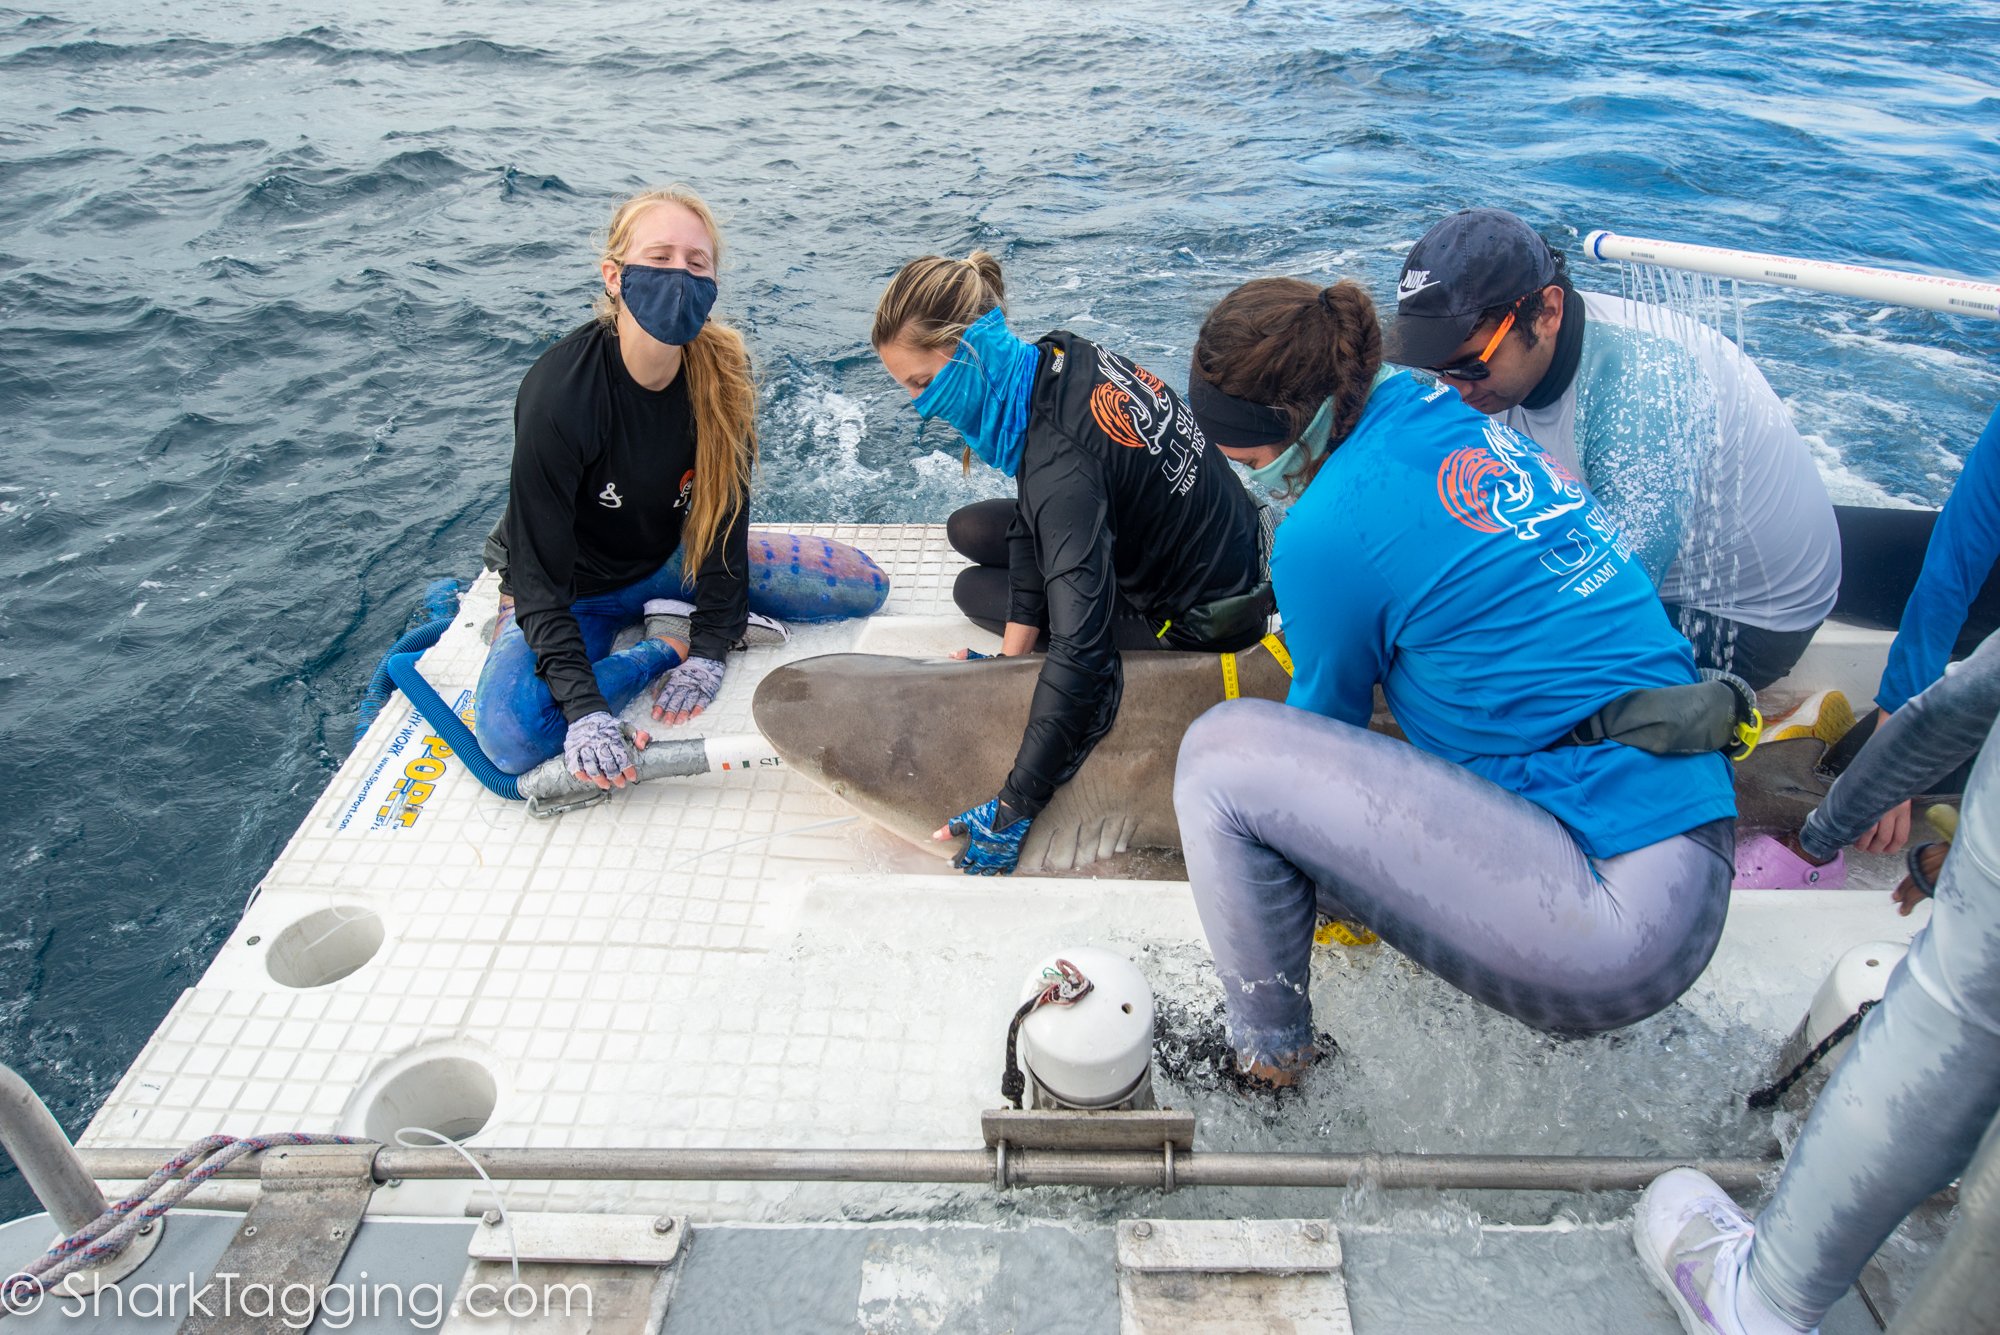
[1633,1168,1814,1335]
[642,598,695,644]
[643,600,788,650]
[734,611,789,650]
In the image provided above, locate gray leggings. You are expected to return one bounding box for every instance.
[1173,700,1734,1063]
[1748,631,2000,1328]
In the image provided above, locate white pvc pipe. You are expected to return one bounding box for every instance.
[1585,230,2000,320]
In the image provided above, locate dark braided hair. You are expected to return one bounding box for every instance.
[1192,277,1384,494]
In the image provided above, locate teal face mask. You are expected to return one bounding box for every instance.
[1245,398,1335,496]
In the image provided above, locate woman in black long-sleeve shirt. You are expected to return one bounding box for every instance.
[871,251,1269,873]
[475,186,756,787]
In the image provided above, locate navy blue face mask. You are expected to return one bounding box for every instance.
[618,264,718,347]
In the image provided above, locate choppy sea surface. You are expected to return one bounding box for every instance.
[2,0,1998,1221]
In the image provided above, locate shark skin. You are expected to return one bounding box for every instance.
[752,641,1295,873]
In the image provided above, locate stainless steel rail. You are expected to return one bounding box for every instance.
[71,1146,1779,1194]
[0,1062,109,1234]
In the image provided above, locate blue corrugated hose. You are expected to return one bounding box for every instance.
[353,616,455,745]
[381,650,521,801]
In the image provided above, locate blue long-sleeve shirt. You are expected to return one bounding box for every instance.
[1274,371,1736,858]
[1877,404,2000,714]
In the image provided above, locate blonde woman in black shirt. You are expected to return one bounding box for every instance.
[476,186,757,789]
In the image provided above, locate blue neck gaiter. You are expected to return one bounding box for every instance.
[910,308,1041,477]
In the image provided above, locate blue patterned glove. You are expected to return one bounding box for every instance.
[564,710,636,787]
[945,798,1031,875]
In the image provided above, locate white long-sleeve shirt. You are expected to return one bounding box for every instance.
[1497,291,1840,633]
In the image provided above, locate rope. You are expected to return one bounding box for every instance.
[1000,959,1094,1109]
[0,1132,365,1316]
[1746,1000,1877,1110]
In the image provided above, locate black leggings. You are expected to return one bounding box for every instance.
[1663,602,1820,692]
[948,498,1169,651]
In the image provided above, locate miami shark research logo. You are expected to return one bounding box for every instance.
[1397,269,1440,303]
[597,482,624,509]
[1437,419,1585,540]
[1436,419,1633,596]
[1089,348,1201,496]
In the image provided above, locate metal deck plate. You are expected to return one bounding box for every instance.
[1118,1218,1351,1335]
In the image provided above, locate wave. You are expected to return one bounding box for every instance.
[3,30,558,75]
[219,148,479,225]
[0,36,227,69]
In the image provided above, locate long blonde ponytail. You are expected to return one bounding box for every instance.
[597,186,757,575]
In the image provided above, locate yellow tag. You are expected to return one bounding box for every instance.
[1314,919,1377,947]
[1260,633,1294,678]
[1730,706,1763,763]
[1221,653,1240,700]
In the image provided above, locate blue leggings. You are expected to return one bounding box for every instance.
[1747,633,2000,1328]
[471,531,894,776]
[1173,699,1732,1059]
[473,559,692,775]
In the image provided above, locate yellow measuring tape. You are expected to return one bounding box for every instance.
[1260,633,1294,677]
[1314,918,1378,947]
[1220,634,1296,700]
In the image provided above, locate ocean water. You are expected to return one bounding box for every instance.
[2,0,1998,1222]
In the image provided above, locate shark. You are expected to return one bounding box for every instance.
[752,640,1296,873]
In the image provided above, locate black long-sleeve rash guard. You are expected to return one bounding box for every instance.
[493,321,749,723]
[997,333,1264,819]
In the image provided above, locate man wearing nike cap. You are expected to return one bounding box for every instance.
[1391,207,1840,690]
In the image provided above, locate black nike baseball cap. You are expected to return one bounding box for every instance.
[1389,209,1558,368]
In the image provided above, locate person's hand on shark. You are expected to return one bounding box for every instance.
[935,797,1031,874]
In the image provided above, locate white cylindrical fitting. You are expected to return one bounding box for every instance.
[1018,947,1155,1109]
[1770,939,1909,1103]
[1803,940,1907,1066]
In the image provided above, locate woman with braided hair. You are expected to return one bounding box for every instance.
[1174,277,1738,1086]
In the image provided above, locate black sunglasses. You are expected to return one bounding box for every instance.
[1429,303,1522,382]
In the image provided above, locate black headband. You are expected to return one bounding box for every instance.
[1186,372,1293,449]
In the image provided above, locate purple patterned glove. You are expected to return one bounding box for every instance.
[564,711,635,784]
[653,656,726,722]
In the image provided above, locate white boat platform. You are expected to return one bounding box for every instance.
[20,524,1933,1331]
